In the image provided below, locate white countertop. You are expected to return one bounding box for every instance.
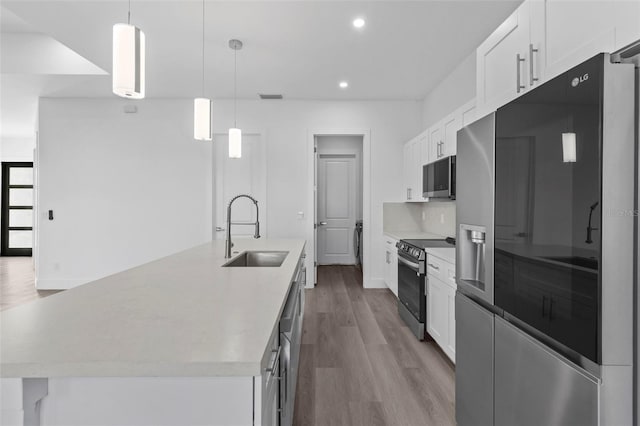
[0,239,305,378]
[424,247,456,265]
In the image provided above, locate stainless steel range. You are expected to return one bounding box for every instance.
[396,238,455,340]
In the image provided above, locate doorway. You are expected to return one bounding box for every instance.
[1,162,34,256]
[315,135,363,272]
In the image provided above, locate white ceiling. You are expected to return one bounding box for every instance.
[2,0,521,101]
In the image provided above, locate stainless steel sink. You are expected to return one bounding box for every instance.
[223,251,289,267]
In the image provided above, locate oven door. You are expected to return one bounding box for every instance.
[397,253,425,321]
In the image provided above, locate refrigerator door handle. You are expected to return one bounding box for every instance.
[516,53,525,93]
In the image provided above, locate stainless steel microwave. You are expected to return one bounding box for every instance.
[423,155,456,199]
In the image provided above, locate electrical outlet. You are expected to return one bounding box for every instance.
[440,213,445,224]
[297,211,305,220]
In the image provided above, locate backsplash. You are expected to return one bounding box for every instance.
[383,202,456,238]
[420,201,456,237]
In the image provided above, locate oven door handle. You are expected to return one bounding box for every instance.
[398,256,420,272]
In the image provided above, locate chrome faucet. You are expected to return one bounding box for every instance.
[225,194,260,258]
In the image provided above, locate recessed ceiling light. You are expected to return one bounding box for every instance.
[339,81,349,89]
[353,18,365,29]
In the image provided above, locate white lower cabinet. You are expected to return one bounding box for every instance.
[426,255,456,363]
[383,236,398,297]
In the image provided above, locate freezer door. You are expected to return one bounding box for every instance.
[455,292,494,426]
[494,316,598,426]
[456,113,495,306]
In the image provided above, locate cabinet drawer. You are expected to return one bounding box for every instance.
[426,255,456,288]
[384,237,398,251]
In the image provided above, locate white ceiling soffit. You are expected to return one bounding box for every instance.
[0,7,107,138]
[1,33,107,75]
[2,1,521,100]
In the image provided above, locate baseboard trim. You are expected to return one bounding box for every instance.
[36,278,90,290]
[364,277,388,289]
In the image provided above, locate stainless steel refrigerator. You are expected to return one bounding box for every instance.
[455,52,637,426]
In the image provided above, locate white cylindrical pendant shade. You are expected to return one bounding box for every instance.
[229,128,242,158]
[562,132,577,163]
[113,23,145,99]
[194,98,212,141]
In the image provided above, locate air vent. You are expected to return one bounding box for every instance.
[259,94,283,100]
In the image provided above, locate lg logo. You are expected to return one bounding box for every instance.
[571,73,589,87]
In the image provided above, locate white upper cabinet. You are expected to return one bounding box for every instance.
[477,0,640,116]
[460,99,477,129]
[476,2,532,117]
[441,113,460,158]
[530,0,640,82]
[428,125,443,163]
[402,135,424,202]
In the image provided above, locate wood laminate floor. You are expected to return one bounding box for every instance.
[293,265,455,426]
[0,257,60,311]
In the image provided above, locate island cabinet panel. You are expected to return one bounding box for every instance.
[38,377,254,426]
[256,323,281,426]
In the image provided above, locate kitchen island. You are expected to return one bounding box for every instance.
[0,239,306,426]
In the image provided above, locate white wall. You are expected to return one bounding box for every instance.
[210,100,421,288]
[37,98,420,289]
[421,52,476,129]
[0,136,35,162]
[37,98,213,289]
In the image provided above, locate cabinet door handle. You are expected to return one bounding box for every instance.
[266,346,282,376]
[529,44,539,86]
[516,53,526,93]
[549,298,554,320]
[428,263,440,271]
[408,188,412,200]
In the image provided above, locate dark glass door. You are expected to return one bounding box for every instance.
[494,54,602,363]
[1,162,34,256]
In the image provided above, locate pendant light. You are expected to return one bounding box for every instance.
[562,111,576,163]
[112,0,145,99]
[194,0,212,140]
[562,133,577,163]
[229,39,243,158]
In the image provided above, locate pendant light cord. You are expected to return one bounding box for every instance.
[127,0,131,24]
[234,46,237,128]
[201,0,205,97]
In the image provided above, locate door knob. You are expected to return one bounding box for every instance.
[215,227,226,232]
[318,222,327,226]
